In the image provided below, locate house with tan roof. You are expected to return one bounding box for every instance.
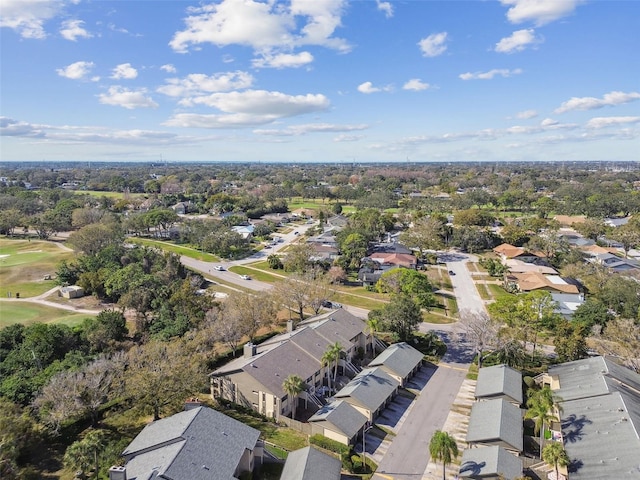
[553,215,587,226]
[369,252,417,269]
[493,243,545,264]
[504,272,580,294]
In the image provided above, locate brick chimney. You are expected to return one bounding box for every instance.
[184,397,203,410]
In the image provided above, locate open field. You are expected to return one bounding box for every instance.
[0,238,74,298]
[77,190,146,199]
[0,302,94,328]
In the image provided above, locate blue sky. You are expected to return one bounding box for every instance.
[1,0,638,163]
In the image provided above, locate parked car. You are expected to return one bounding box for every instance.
[448,270,455,275]
[214,265,224,271]
[240,274,251,280]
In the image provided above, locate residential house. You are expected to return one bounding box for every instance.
[503,259,558,275]
[358,264,398,287]
[551,292,586,319]
[475,364,523,406]
[604,216,632,228]
[333,366,400,422]
[231,224,255,239]
[466,398,523,454]
[369,252,417,269]
[326,214,349,230]
[280,446,342,480]
[591,252,640,273]
[171,201,194,215]
[504,272,581,295]
[459,445,523,480]
[308,400,368,445]
[366,342,423,387]
[493,243,545,264]
[111,405,262,480]
[553,215,587,227]
[210,309,369,420]
[539,356,640,480]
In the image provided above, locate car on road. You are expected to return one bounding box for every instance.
[214,265,224,271]
[240,274,251,280]
[294,231,300,235]
[448,270,455,275]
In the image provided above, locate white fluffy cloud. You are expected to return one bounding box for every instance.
[516,110,538,119]
[376,0,393,18]
[357,82,379,94]
[164,90,330,128]
[555,91,640,114]
[0,117,45,137]
[98,86,158,109]
[110,63,138,80]
[540,118,558,126]
[586,116,640,129]
[169,0,349,56]
[160,64,177,73]
[357,81,392,94]
[0,0,65,39]
[403,79,430,91]
[459,68,522,80]
[252,51,314,69]
[500,0,584,26]
[59,19,92,41]
[418,32,448,57]
[495,29,539,53]
[56,61,95,80]
[157,71,254,100]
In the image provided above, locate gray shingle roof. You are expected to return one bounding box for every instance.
[368,342,424,380]
[239,340,319,399]
[466,398,523,452]
[280,446,342,480]
[122,406,260,480]
[561,390,640,479]
[459,445,523,480]
[475,364,523,404]
[547,357,640,479]
[548,356,640,402]
[308,399,368,439]
[299,308,367,344]
[335,366,399,412]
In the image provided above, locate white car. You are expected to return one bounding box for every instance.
[214,265,224,271]
[240,274,251,280]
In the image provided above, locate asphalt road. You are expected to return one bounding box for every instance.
[372,252,480,480]
[180,222,315,292]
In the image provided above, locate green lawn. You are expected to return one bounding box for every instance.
[0,302,95,328]
[79,190,146,199]
[127,237,221,262]
[487,283,514,300]
[228,265,285,283]
[0,238,74,298]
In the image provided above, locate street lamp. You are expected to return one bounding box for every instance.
[361,422,373,470]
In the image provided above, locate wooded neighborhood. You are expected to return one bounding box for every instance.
[1,160,639,480]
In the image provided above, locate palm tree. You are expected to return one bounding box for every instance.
[323,341,342,387]
[321,349,334,393]
[366,317,380,356]
[63,429,109,479]
[429,430,459,480]
[525,387,560,459]
[282,374,305,420]
[542,442,569,480]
